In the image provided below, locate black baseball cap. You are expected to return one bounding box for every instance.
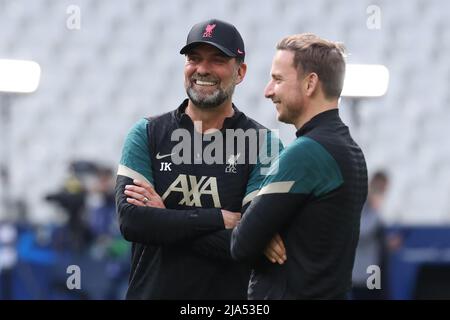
[180,19,245,61]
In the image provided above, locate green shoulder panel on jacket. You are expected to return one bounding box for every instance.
[242,130,284,207]
[259,136,343,197]
[118,118,154,186]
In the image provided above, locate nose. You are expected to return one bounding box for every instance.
[195,60,211,76]
[264,80,274,99]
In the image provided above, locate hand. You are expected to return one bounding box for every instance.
[221,209,241,229]
[264,233,287,264]
[124,179,166,208]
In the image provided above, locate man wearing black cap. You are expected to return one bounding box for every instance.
[115,19,283,299]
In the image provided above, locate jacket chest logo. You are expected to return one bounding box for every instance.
[162,174,221,208]
[225,153,240,173]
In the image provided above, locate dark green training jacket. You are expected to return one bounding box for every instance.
[231,109,368,299]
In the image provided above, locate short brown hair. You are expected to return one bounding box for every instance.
[277,33,346,99]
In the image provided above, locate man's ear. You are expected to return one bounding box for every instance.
[304,72,319,97]
[235,62,247,85]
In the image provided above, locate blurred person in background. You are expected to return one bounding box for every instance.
[44,161,129,299]
[45,161,96,252]
[88,166,117,239]
[352,170,389,300]
[115,18,282,299]
[87,166,130,299]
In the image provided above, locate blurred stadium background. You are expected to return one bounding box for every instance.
[0,0,449,299]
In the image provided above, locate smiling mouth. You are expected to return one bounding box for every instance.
[193,79,218,86]
[272,101,281,110]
